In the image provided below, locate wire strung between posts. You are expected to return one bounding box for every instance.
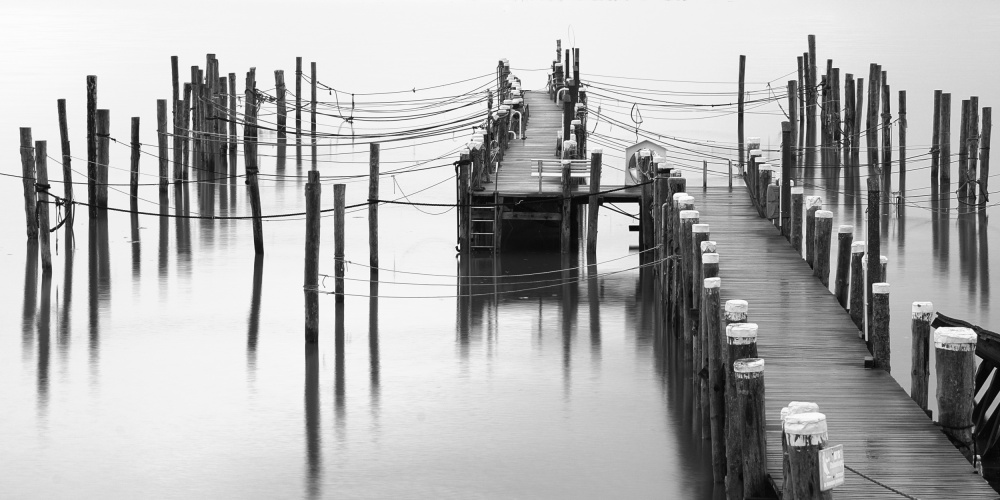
[843,465,921,500]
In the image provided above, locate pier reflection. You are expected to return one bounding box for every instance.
[37,269,52,419]
[246,255,263,375]
[304,344,322,499]
[334,301,346,445]
[22,241,38,360]
[59,240,73,362]
[369,273,381,423]
[89,214,110,368]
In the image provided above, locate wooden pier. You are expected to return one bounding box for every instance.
[692,186,996,499]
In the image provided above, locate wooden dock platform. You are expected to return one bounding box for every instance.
[690,186,996,499]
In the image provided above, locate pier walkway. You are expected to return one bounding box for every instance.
[691,186,996,499]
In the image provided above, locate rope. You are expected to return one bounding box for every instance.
[843,465,921,500]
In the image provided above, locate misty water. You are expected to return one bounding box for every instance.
[2,1,999,498]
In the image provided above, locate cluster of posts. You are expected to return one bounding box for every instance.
[549,41,588,161]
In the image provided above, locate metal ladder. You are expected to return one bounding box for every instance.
[469,194,499,252]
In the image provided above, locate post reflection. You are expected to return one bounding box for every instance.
[130,211,140,281]
[587,262,601,364]
[37,269,52,418]
[59,239,73,362]
[334,300,346,445]
[980,215,990,307]
[247,255,263,374]
[561,253,575,398]
[197,170,216,251]
[22,241,38,360]
[89,214,111,368]
[175,183,191,275]
[304,344,322,499]
[939,185,951,272]
[158,192,169,292]
[369,272,381,422]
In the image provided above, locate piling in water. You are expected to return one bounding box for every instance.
[791,186,804,255]
[97,109,110,207]
[587,149,603,257]
[35,141,52,272]
[244,68,264,255]
[370,143,380,268]
[130,118,140,213]
[735,357,768,498]
[157,100,168,192]
[724,319,753,500]
[679,209,699,362]
[704,275,725,483]
[805,196,822,267]
[304,170,321,344]
[935,327,977,461]
[780,401,820,497]
[813,210,833,287]
[56,100,73,231]
[911,302,933,416]
[275,70,287,172]
[334,184,346,303]
[86,75,97,218]
[872,283,891,371]
[834,225,853,308]
[941,93,952,183]
[932,90,942,182]
[785,412,834,499]
[19,128,37,239]
[849,241,865,332]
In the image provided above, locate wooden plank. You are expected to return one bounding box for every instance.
[502,211,561,221]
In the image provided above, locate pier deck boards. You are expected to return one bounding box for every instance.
[690,187,995,499]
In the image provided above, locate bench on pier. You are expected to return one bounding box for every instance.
[529,159,590,192]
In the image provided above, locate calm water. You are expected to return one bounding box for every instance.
[2,1,999,498]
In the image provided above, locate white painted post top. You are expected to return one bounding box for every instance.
[838,225,853,234]
[679,194,695,203]
[784,412,827,436]
[851,241,866,253]
[503,99,513,106]
[703,253,720,264]
[727,323,758,342]
[673,192,688,202]
[816,210,833,219]
[872,283,890,294]
[791,186,804,195]
[725,300,749,313]
[639,149,651,158]
[679,210,700,220]
[591,147,603,154]
[734,358,765,373]
[701,241,717,253]
[571,119,581,126]
[748,148,762,157]
[563,140,577,149]
[806,195,823,208]
[692,223,710,233]
[704,277,721,289]
[880,255,888,264]
[935,327,977,350]
[781,402,820,421]
[912,302,934,315]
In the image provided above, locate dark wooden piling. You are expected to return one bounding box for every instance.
[172,100,184,182]
[805,196,821,268]
[959,99,971,210]
[981,107,992,212]
[866,64,881,178]
[228,74,237,176]
[369,143,380,268]
[969,96,980,209]
[853,76,864,180]
[899,90,907,194]
[96,109,110,208]
[849,241,865,331]
[704,276,725,483]
[35,141,52,271]
[911,302,933,415]
[738,55,746,173]
[679,209,699,362]
[699,241,716,439]
[561,160,572,254]
[735,357,768,498]
[275,70,287,172]
[832,225,853,309]
[182,82,191,174]
[806,35,817,171]
[844,74,855,187]
[725,320,754,500]
[310,61,317,170]
[296,57,302,167]
[791,187,804,255]
[780,401,820,496]
[56,100,73,231]
[587,149,603,257]
[813,210,833,287]
[781,121,792,236]
[19,128,37,239]
[692,223,710,402]
[304,170,321,344]
[86,75,97,218]
[244,68,264,255]
[935,327,977,461]
[941,93,952,183]
[334,184,346,302]
[881,79,892,197]
[157,100,168,192]
[866,176,882,340]
[872,283,890,371]
[932,90,942,182]
[130,117,140,212]
[785,412,834,499]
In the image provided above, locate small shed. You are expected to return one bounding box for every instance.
[624,140,667,185]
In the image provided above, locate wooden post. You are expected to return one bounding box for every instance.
[844,74,855,188]
[244,68,264,255]
[941,93,952,183]
[911,301,933,415]
[691,223,710,396]
[872,283,890,371]
[19,128,37,239]
[56,100,73,231]
[334,184,346,303]
[725,320,754,500]
[275,70,287,172]
[735,358,768,498]
[781,121,792,236]
[35,141,52,271]
[813,210,833,287]
[228,74,237,176]
[172,100,183,182]
[866,64,881,178]
[834,225,853,308]
[969,96,979,208]
[679,209,699,362]
[853,76,864,181]
[935,327,977,460]
[311,61,317,170]
[805,196,822,268]
[932,90,942,182]
[785,412,833,499]
[639,151,653,255]
[182,82,191,175]
[849,241,865,331]
[899,90,907,195]
[369,143,380,268]
[304,170,321,344]
[704,276,725,484]
[791,187,804,255]
[130,117,140,213]
[959,99,970,210]
[806,36,817,171]
[881,79,892,197]
[97,109,110,208]
[586,149,603,257]
[157,100,168,192]
[738,55,746,173]
[296,57,302,167]
[699,241,717,439]
[561,160,572,254]
[866,177,882,340]
[981,107,992,213]
[780,401,820,497]
[86,75,97,218]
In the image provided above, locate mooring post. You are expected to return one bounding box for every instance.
[849,241,865,331]
[704,275,725,483]
[182,82,191,174]
[882,79,892,197]
[310,61,317,171]
[586,149,603,258]
[806,36,817,172]
[86,75,97,218]
[723,308,751,500]
[639,150,653,257]
[228,74,237,176]
[866,177,881,340]
[813,210,833,287]
[866,64,881,178]
[672,195,694,338]
[244,68,264,255]
[844,74,856,189]
[791,186,804,255]
[679,209,699,362]
[334,184,346,302]
[935,327,977,461]
[55,100,74,232]
[97,109,110,208]
[981,107,992,213]
[911,302,933,416]
[872,282,891,371]
[295,57,302,167]
[156,100,168,193]
[369,143,380,268]
[700,242,718,439]
[834,225,853,308]
[653,165,671,266]
[805,196,822,268]
[35,141,52,272]
[275,70,287,172]
[561,159,572,254]
[738,55,746,175]
[785,412,834,500]
[941,93,952,184]
[781,121,792,237]
[691,223,710,396]
[969,96,980,209]
[304,170,321,343]
[780,402,820,496]
[899,90,907,195]
[932,90,942,182]
[19,128,37,239]
[172,100,184,182]
[735,357,768,498]
[959,99,971,211]
[130,117,140,213]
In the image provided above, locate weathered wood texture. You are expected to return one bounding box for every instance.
[688,186,995,499]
